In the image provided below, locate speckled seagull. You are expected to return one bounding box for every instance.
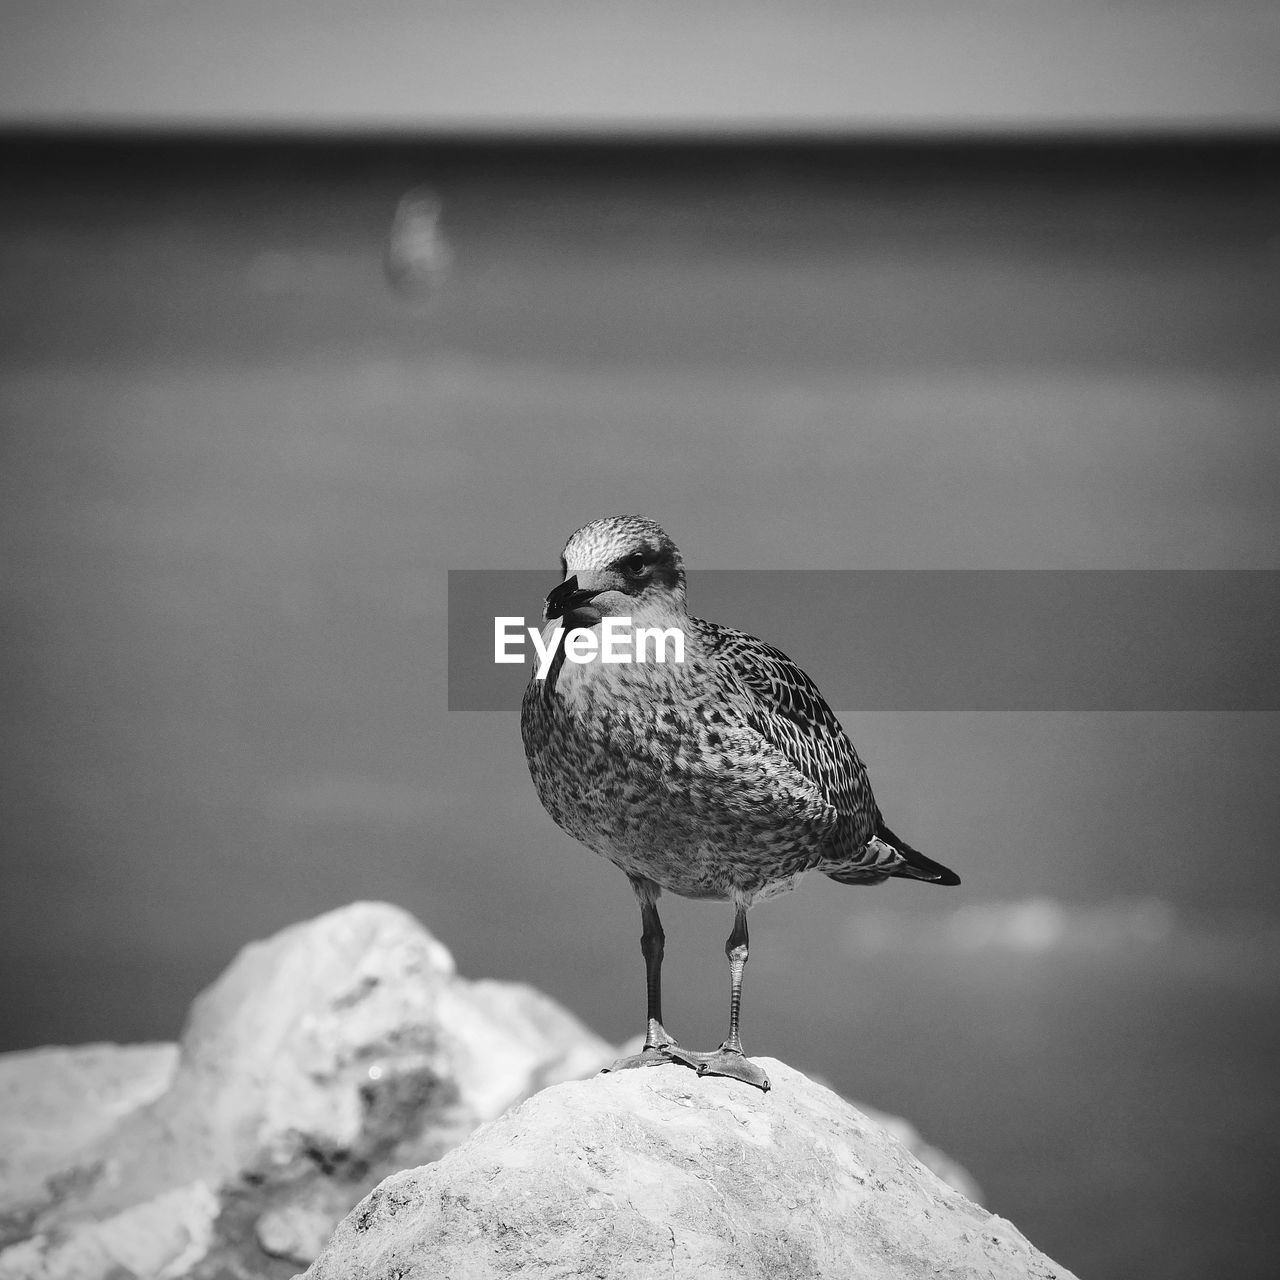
[521,516,960,1091]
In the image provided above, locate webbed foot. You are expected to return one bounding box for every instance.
[688,1046,771,1091]
[600,1042,769,1090]
[601,1041,700,1074]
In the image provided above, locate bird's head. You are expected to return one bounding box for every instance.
[544,516,687,626]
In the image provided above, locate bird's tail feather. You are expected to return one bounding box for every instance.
[878,821,961,886]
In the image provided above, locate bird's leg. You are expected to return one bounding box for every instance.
[723,905,749,1054]
[639,898,675,1052]
[693,905,771,1091]
[602,880,697,1075]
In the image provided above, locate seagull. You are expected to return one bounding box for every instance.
[521,516,959,1091]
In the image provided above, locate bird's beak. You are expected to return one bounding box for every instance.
[544,574,601,621]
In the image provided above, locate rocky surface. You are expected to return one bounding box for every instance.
[609,1034,985,1207]
[304,1057,1074,1280]
[0,902,614,1280]
[0,1041,178,1245]
[0,901,1008,1280]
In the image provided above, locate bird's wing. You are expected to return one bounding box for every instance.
[695,619,881,853]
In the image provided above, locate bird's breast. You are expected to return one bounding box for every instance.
[521,650,837,899]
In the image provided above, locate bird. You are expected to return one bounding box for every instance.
[520,516,959,1091]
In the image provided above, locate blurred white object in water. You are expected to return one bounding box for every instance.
[385,186,452,297]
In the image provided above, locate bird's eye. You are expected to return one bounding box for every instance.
[622,552,647,576]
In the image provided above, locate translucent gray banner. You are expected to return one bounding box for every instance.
[447,570,1279,711]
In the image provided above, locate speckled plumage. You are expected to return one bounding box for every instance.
[520,516,958,1087]
[521,516,957,905]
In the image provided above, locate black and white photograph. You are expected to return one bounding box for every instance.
[2,5,1278,1278]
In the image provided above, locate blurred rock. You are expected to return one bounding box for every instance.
[304,1058,1074,1280]
[0,1041,177,1245]
[0,902,613,1280]
[0,1182,219,1280]
[255,1187,352,1266]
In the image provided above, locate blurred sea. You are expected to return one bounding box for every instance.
[2,135,1278,1279]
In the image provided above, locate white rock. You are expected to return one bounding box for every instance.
[256,1198,346,1266]
[1,905,1005,1280]
[305,1058,1076,1280]
[615,1033,984,1203]
[0,1182,218,1280]
[0,902,615,1278]
[0,1042,177,1241]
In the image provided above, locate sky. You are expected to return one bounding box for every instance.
[2,1,1279,133]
